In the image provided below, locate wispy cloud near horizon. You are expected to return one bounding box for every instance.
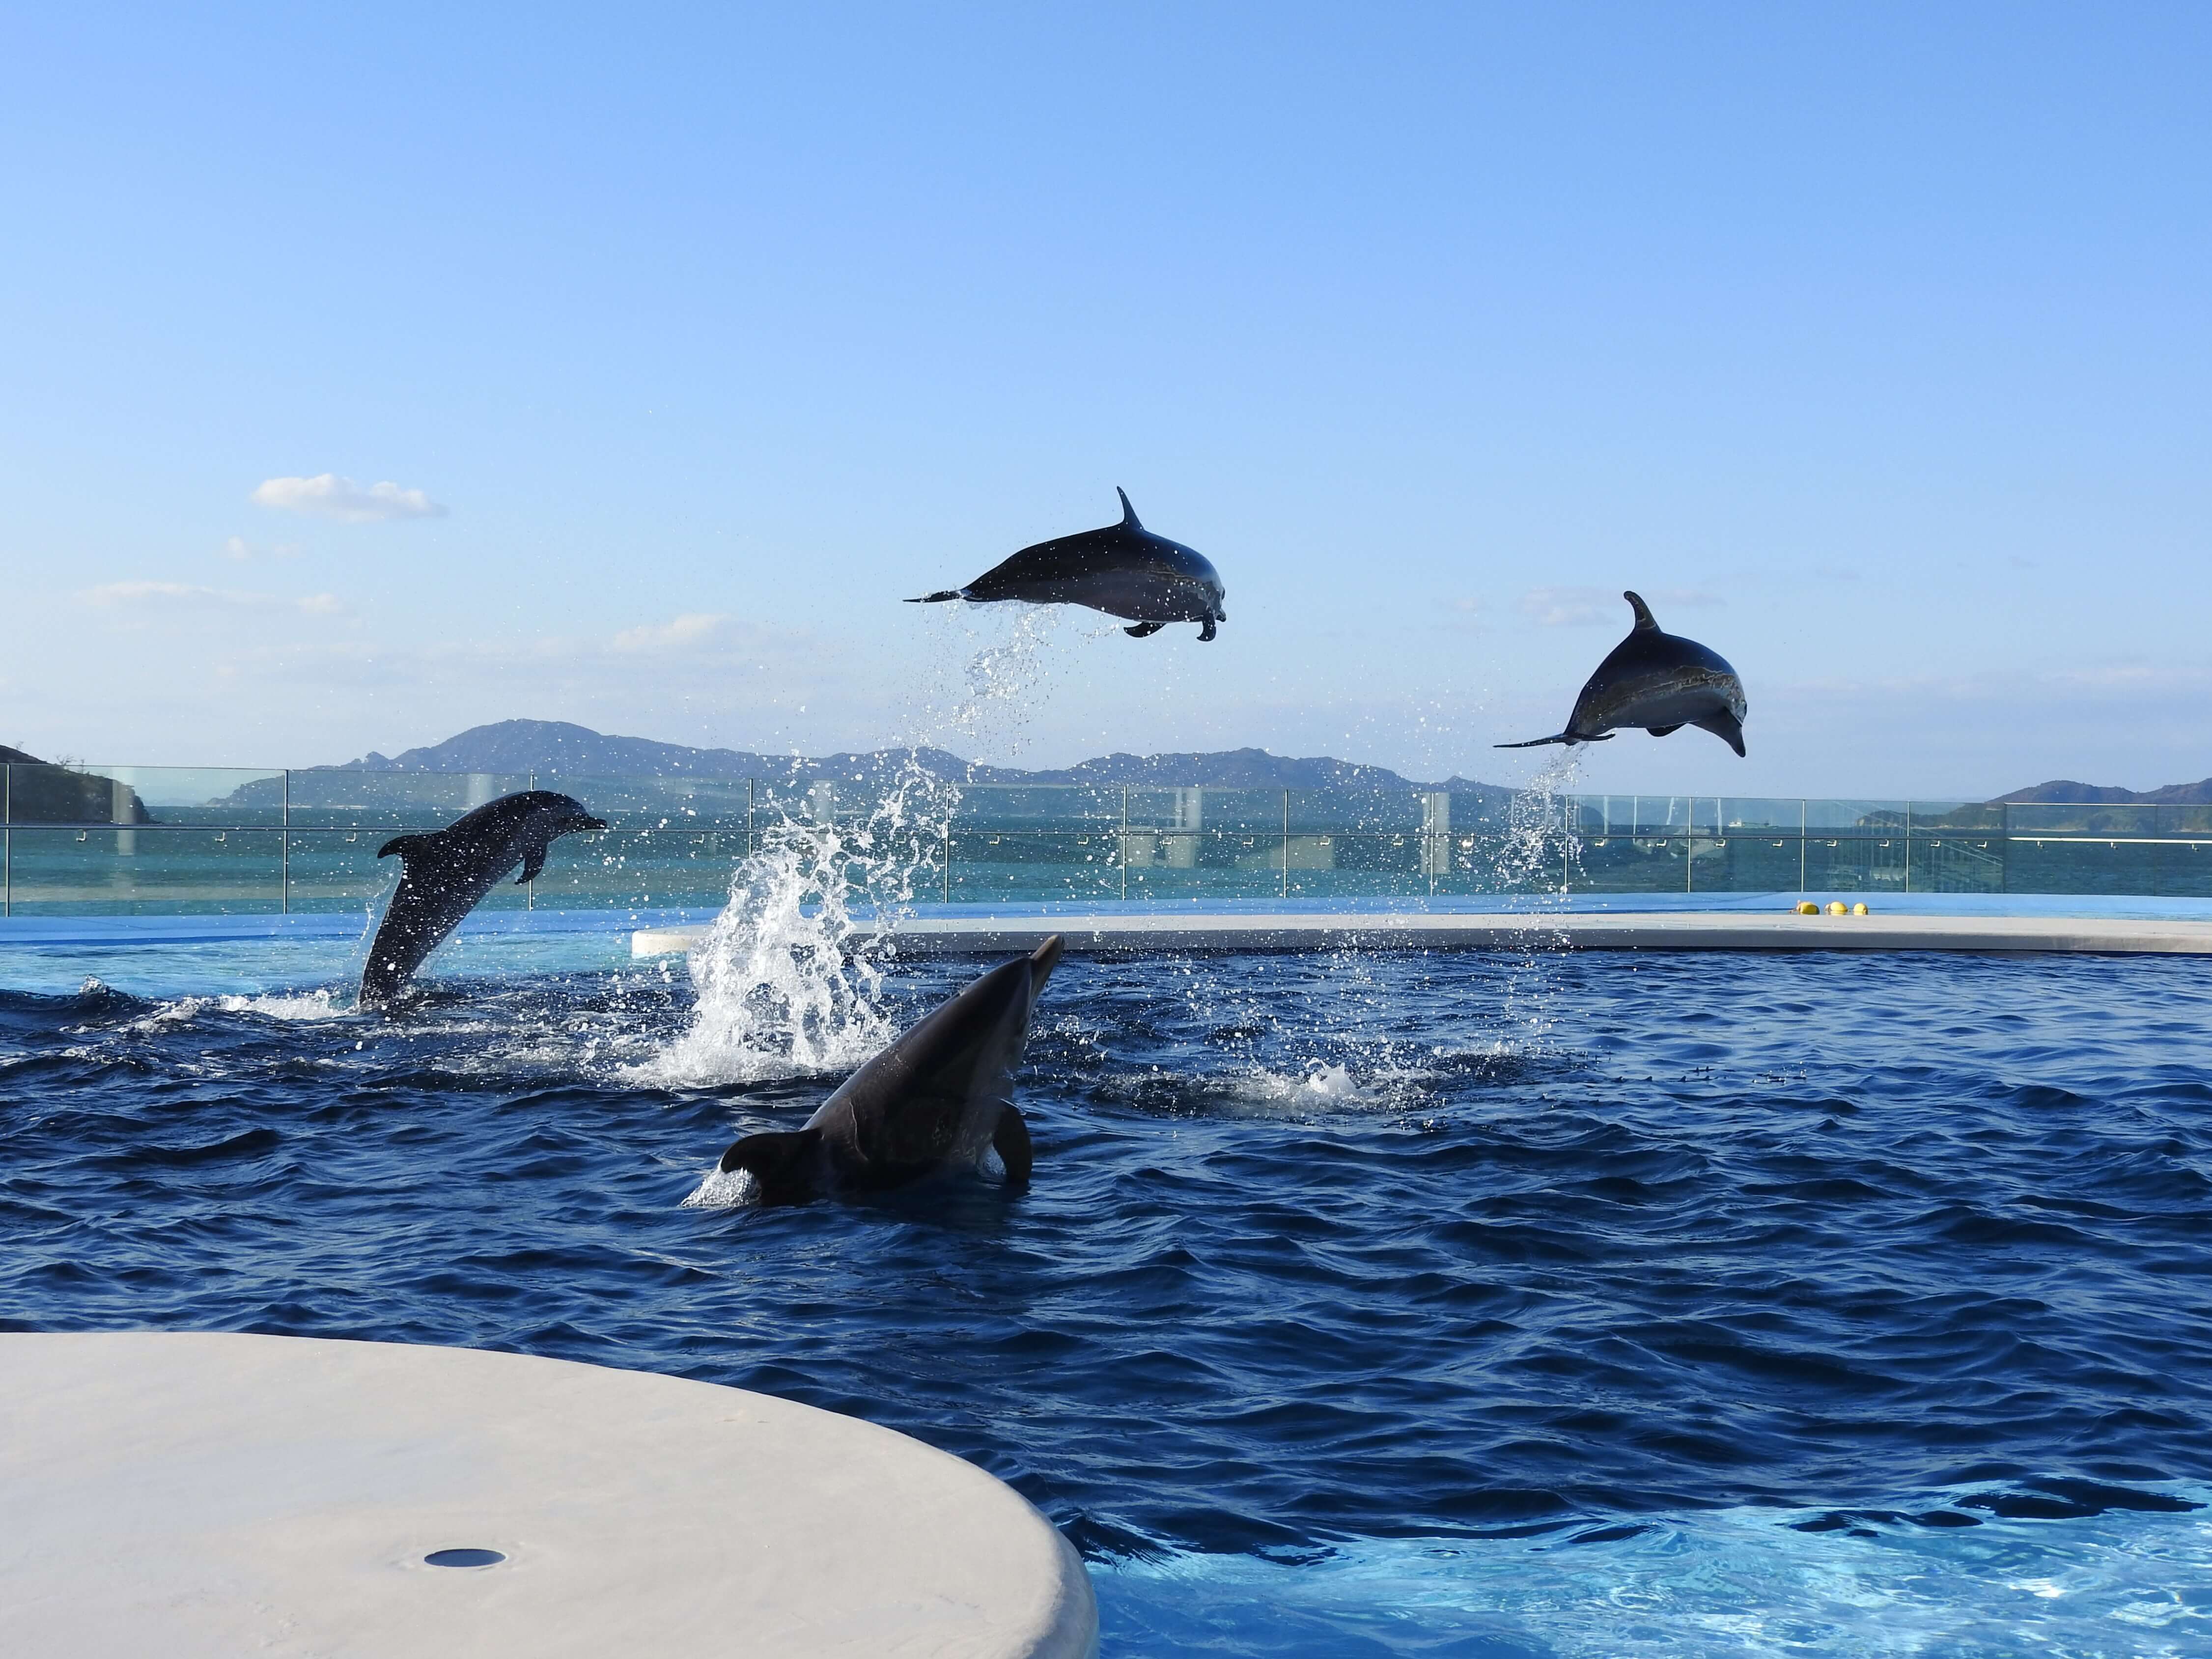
[610,613,729,653]
[1518,587,1727,627]
[81,581,344,616]
[252,474,447,523]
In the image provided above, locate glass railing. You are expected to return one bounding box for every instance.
[5,766,2212,915]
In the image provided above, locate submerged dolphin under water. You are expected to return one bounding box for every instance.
[360,790,606,1008]
[715,936,1064,1204]
[1499,591,1749,756]
[909,490,1227,640]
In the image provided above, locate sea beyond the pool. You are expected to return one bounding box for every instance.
[3,929,2211,1656]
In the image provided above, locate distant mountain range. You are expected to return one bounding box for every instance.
[1995,778,2212,805]
[332,720,1514,798]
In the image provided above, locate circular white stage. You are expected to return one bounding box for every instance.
[0,1332,1097,1658]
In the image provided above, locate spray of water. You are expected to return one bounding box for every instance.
[1488,749,1586,1049]
[635,604,1068,1088]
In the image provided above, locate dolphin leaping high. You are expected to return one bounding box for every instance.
[360,789,606,1007]
[1499,591,1748,757]
[910,490,1227,640]
[715,936,1064,1204]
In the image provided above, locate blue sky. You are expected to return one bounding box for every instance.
[3,3,2207,796]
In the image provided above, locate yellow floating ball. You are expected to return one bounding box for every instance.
[1852,902,1870,916]
[1827,901,1848,916]
[1795,901,1820,915]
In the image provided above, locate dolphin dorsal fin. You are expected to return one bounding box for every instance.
[1624,591,1659,632]
[1116,487,1141,530]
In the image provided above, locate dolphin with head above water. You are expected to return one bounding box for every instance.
[716,936,1064,1204]
[1498,591,1748,756]
[360,789,606,1007]
[909,490,1227,640]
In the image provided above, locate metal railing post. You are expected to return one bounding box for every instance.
[1282,788,1289,900]
[280,770,290,914]
[1905,802,1913,894]
[3,764,10,917]
[746,778,755,861]
[1799,799,1807,892]
[526,771,534,910]
[1120,785,1129,902]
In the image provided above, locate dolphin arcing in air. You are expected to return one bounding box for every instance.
[909,490,1227,640]
[715,936,1064,1204]
[359,790,606,1007]
[1499,591,1748,756]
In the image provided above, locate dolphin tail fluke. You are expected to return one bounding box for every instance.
[1124,621,1165,638]
[377,832,431,861]
[1116,487,1141,530]
[908,590,963,604]
[1493,731,1611,749]
[992,1104,1034,1185]
[718,1126,825,1205]
[1624,591,1659,631]
[1692,710,1748,757]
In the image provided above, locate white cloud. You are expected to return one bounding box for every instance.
[81,581,344,617]
[1518,586,1616,627]
[611,613,729,653]
[252,474,447,523]
[222,535,303,561]
[1517,586,1725,627]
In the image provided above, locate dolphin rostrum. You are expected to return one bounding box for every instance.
[909,490,1227,640]
[716,936,1064,1204]
[360,789,607,1007]
[1499,591,1748,756]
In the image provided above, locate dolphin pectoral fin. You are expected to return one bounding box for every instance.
[1197,619,1216,641]
[1124,621,1165,638]
[1646,724,1683,737]
[991,1104,1034,1185]
[377,833,430,861]
[908,590,963,603]
[1692,710,1748,757]
[718,1127,824,1205]
[516,845,548,885]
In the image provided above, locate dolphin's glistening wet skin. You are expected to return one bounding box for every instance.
[716,936,1064,1204]
[909,490,1226,640]
[1498,591,1748,756]
[360,790,607,1007]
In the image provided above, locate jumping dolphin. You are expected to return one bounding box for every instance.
[909,490,1227,640]
[1499,591,1748,756]
[360,790,606,1007]
[716,936,1064,1204]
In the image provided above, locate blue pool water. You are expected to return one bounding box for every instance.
[3,932,2211,1655]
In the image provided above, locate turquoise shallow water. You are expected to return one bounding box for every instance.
[3,935,2211,1655]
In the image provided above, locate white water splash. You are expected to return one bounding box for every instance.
[678,1164,758,1209]
[635,602,1076,1089]
[625,801,915,1087]
[1490,748,1585,1049]
[217,989,346,1021]
[1492,748,1584,900]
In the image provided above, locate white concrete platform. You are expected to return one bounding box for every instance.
[633,909,2212,959]
[0,1332,1096,1659]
